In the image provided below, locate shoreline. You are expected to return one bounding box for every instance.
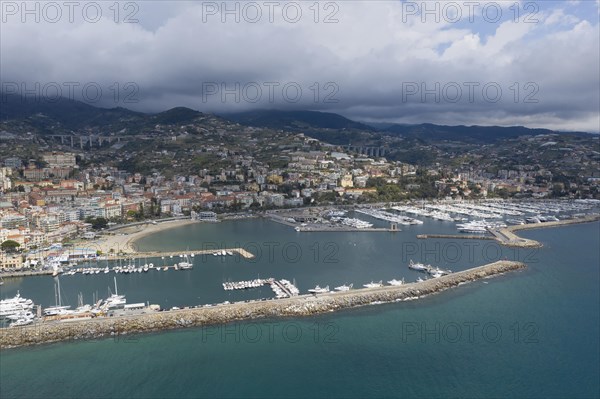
[88,218,201,254]
[0,260,525,350]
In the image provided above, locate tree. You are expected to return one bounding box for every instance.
[1,240,21,253]
[91,217,108,230]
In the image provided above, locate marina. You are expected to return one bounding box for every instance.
[355,208,422,225]
[222,278,300,299]
[0,260,527,349]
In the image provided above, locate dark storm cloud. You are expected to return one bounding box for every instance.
[1,1,598,131]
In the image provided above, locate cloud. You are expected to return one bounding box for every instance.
[0,1,598,132]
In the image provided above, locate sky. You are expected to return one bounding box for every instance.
[1,0,599,132]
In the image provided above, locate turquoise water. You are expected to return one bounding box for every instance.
[1,221,598,398]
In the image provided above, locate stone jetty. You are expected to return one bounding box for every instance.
[492,214,600,248]
[0,261,525,349]
[417,215,600,249]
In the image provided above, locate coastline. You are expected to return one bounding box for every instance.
[88,218,200,254]
[0,260,525,350]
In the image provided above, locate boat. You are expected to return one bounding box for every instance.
[408,260,429,271]
[103,277,126,309]
[10,316,34,327]
[387,278,405,286]
[308,285,329,294]
[178,254,193,270]
[0,291,33,318]
[43,279,72,316]
[334,283,353,292]
[363,281,383,288]
[6,310,35,320]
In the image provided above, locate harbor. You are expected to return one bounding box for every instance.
[223,278,300,299]
[268,209,400,232]
[0,260,526,349]
[416,214,600,248]
[0,247,255,279]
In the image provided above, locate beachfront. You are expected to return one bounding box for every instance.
[86,219,200,254]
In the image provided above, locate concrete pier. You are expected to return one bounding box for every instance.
[417,215,600,248]
[0,261,525,349]
[295,227,397,232]
[117,248,256,260]
[0,270,54,278]
[417,234,494,240]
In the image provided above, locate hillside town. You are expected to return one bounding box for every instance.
[1,105,599,271]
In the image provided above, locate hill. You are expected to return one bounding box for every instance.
[223,110,375,132]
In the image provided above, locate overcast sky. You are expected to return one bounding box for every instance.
[1,0,599,131]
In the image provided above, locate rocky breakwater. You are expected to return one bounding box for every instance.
[0,261,525,349]
[494,214,600,248]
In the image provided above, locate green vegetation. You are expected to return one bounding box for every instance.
[1,240,21,253]
[84,217,109,230]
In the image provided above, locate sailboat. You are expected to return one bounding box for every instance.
[103,277,126,309]
[43,278,72,316]
[178,253,193,270]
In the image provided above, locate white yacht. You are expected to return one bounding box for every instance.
[308,285,329,294]
[6,310,35,320]
[430,271,444,278]
[334,284,353,292]
[0,291,34,318]
[178,254,193,270]
[387,279,405,286]
[10,316,34,327]
[103,277,126,309]
[408,260,429,271]
[363,281,383,288]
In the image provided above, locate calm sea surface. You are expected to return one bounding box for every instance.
[1,218,598,398]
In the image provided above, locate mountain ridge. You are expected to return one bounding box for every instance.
[1,94,593,143]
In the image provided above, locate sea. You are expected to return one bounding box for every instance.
[0,216,598,398]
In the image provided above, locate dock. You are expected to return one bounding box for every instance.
[0,261,526,349]
[417,234,494,240]
[112,248,255,260]
[223,278,299,298]
[295,227,397,232]
[268,214,399,232]
[416,215,600,248]
[0,269,54,278]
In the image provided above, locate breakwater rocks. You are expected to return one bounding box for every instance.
[495,214,600,248]
[0,261,525,349]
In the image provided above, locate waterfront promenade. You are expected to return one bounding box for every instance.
[0,260,525,349]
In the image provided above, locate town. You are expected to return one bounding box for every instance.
[0,104,599,270]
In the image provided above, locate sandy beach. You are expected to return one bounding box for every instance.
[87,219,200,254]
